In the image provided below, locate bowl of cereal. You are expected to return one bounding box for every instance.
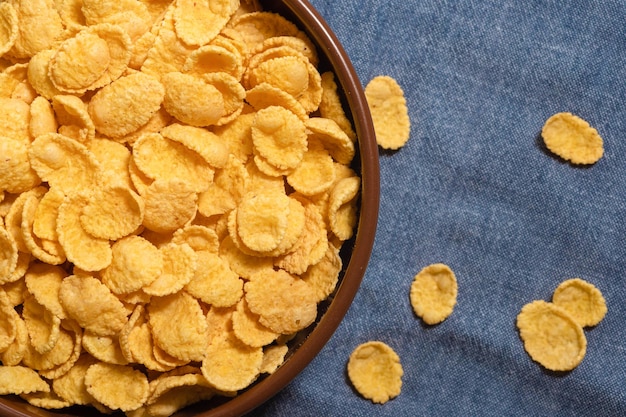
[0,0,379,416]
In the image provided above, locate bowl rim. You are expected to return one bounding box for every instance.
[0,0,379,416]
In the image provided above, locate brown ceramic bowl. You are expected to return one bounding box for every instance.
[0,0,379,416]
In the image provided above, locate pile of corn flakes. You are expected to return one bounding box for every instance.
[0,0,362,415]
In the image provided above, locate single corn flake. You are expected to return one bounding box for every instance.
[541,112,604,164]
[552,278,607,328]
[162,71,225,127]
[184,250,243,307]
[51,354,99,406]
[0,3,18,57]
[80,186,144,240]
[319,71,356,141]
[84,362,149,412]
[142,242,197,297]
[24,263,68,320]
[328,176,360,241]
[59,274,127,336]
[232,298,279,348]
[101,235,163,294]
[236,191,290,253]
[259,343,289,374]
[0,289,17,352]
[173,0,237,47]
[244,268,317,334]
[516,300,587,371]
[347,341,403,404]
[0,365,50,395]
[0,226,18,283]
[365,75,411,150]
[141,179,198,233]
[410,263,458,325]
[82,330,129,365]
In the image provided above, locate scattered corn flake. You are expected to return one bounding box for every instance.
[552,278,607,328]
[0,365,50,395]
[148,291,209,362]
[516,300,587,371]
[410,263,458,325]
[347,341,403,404]
[59,274,127,336]
[88,71,164,138]
[365,75,411,150]
[85,362,149,412]
[29,133,102,195]
[541,112,604,164]
[244,268,317,334]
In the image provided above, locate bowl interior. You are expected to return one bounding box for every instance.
[0,1,379,416]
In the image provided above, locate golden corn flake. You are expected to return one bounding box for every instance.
[541,112,604,164]
[259,343,288,374]
[160,122,229,169]
[29,133,102,195]
[172,224,219,253]
[7,0,66,60]
[57,194,112,272]
[287,139,336,196]
[20,390,71,409]
[301,244,342,303]
[49,24,131,94]
[21,325,74,373]
[144,372,214,417]
[218,235,274,281]
[22,294,61,355]
[0,289,17,351]
[0,225,18,282]
[251,105,307,170]
[552,278,607,328]
[0,365,50,395]
[89,137,133,188]
[32,187,63,242]
[51,354,98,405]
[365,75,411,150]
[306,117,355,165]
[232,298,279,348]
[245,82,307,121]
[516,300,587,371]
[201,331,263,392]
[21,192,66,265]
[127,322,174,372]
[141,179,198,233]
[173,0,236,47]
[236,191,290,252]
[51,94,96,146]
[85,362,149,412]
[319,71,356,141]
[24,263,68,320]
[183,44,243,79]
[88,71,165,138]
[185,250,243,307]
[228,11,303,53]
[59,274,127,336]
[1,306,27,366]
[162,71,225,127]
[80,186,144,240]
[82,331,129,365]
[0,3,18,57]
[0,135,41,195]
[132,132,214,192]
[328,176,360,241]
[410,263,458,325]
[347,341,403,404]
[148,291,209,362]
[143,242,196,296]
[203,72,246,126]
[244,268,317,334]
[102,235,163,294]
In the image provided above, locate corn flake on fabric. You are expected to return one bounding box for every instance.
[255,0,626,416]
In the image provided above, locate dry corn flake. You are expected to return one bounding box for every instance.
[552,278,607,328]
[364,75,410,150]
[410,263,458,325]
[516,300,587,371]
[347,341,403,404]
[541,112,604,164]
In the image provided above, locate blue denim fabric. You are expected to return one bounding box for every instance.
[254,1,626,416]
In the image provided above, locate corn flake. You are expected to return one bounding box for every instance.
[365,75,411,150]
[85,362,149,412]
[80,185,144,240]
[541,112,604,164]
[552,278,607,328]
[347,341,403,404]
[0,365,50,395]
[410,263,458,325]
[516,300,587,371]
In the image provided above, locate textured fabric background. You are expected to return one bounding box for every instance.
[254,0,626,415]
